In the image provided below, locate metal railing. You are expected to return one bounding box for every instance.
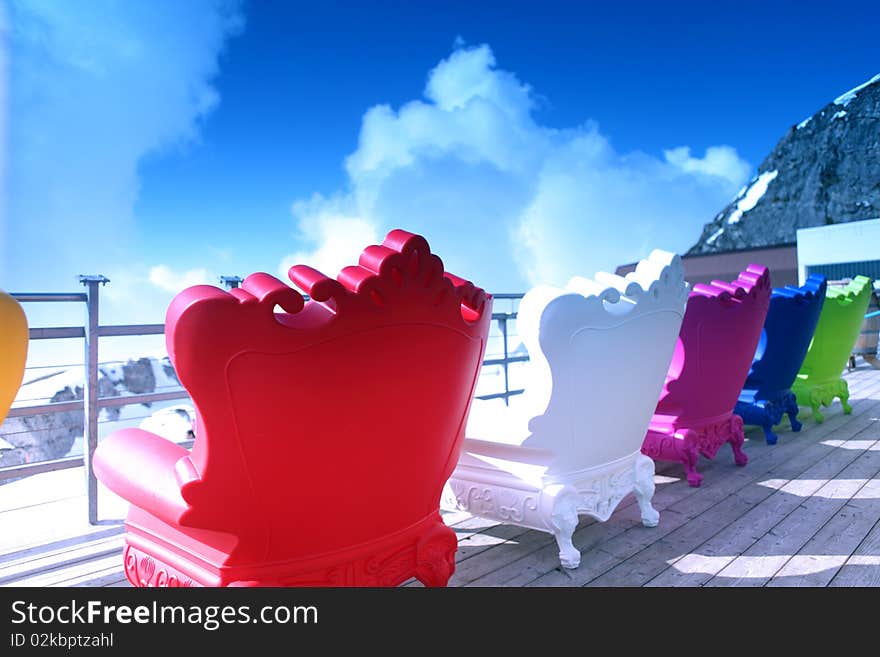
[0,280,527,524]
[475,293,527,404]
[1,277,193,523]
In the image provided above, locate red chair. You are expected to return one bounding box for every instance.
[94,230,492,586]
[641,265,771,487]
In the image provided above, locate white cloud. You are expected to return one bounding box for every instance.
[3,0,243,293]
[0,4,8,268]
[279,195,380,280]
[2,2,241,371]
[148,265,212,293]
[285,44,751,290]
[664,145,752,187]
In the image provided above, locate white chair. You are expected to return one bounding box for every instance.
[444,251,688,568]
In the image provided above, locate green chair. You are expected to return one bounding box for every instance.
[792,275,873,423]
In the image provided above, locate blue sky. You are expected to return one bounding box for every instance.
[3,0,879,351]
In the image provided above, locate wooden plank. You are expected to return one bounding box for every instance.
[704,437,880,586]
[451,526,557,586]
[644,392,880,587]
[645,400,880,586]
[508,420,845,586]
[505,459,777,588]
[774,438,880,576]
[556,416,868,585]
[648,410,880,586]
[454,459,696,586]
[0,526,123,567]
[828,516,880,587]
[578,406,877,587]
[766,491,880,587]
[9,552,124,587]
[462,468,718,587]
[466,504,646,586]
[0,534,124,585]
[459,367,872,587]
[0,498,127,555]
[66,565,129,587]
[462,438,768,586]
[404,515,537,586]
[528,395,880,586]
[444,368,880,586]
[587,494,757,587]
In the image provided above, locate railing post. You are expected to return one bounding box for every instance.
[78,274,109,525]
[500,315,510,406]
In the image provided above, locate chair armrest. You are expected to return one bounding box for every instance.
[93,428,191,526]
[462,437,555,466]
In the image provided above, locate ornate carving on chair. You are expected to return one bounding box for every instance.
[94,230,491,587]
[445,251,688,569]
[792,275,873,423]
[0,291,28,426]
[640,265,770,487]
[735,275,827,444]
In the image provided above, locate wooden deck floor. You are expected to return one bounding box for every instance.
[3,364,880,587]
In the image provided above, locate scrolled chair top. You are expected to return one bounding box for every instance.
[165,228,492,367]
[516,248,690,366]
[288,229,489,320]
[825,275,873,306]
[771,273,827,302]
[564,249,690,311]
[689,263,771,305]
[466,248,689,466]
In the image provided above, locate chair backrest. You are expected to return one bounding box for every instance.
[514,250,688,472]
[796,275,873,385]
[0,291,28,426]
[655,265,770,425]
[744,274,827,399]
[166,230,491,562]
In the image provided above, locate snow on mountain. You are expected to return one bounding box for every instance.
[0,355,188,469]
[726,170,779,225]
[834,73,880,107]
[691,72,880,253]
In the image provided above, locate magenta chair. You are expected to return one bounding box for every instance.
[641,265,771,486]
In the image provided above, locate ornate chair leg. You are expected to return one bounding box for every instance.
[761,420,778,445]
[546,489,581,569]
[633,453,660,527]
[839,380,852,415]
[415,522,458,587]
[812,401,825,424]
[678,431,703,488]
[784,393,802,432]
[729,417,748,467]
[745,403,778,445]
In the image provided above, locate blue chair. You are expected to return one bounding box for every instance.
[735,274,827,444]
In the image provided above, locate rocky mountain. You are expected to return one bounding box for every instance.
[0,356,190,470]
[690,73,880,254]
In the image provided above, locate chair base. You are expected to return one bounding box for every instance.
[792,378,851,424]
[641,414,747,488]
[735,389,802,445]
[121,511,457,587]
[445,451,658,570]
